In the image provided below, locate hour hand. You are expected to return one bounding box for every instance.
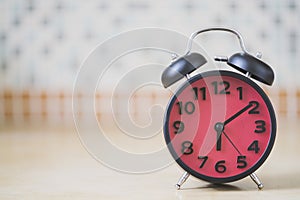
[214,122,224,151]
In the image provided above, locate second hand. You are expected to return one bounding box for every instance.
[222,131,242,155]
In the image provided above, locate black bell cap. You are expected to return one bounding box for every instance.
[161,53,207,88]
[227,52,275,86]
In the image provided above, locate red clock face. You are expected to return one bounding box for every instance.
[164,70,276,183]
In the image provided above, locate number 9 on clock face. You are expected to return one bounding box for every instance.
[164,70,276,183]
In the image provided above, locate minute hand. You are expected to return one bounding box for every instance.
[224,102,253,126]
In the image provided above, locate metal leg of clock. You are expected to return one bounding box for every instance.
[176,171,190,190]
[250,173,264,190]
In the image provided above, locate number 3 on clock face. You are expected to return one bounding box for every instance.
[164,70,276,183]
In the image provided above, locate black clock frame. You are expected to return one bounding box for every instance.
[164,70,277,184]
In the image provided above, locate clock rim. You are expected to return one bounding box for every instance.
[163,70,277,183]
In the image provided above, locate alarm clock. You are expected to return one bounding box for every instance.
[161,28,276,190]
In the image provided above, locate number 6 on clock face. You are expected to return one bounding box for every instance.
[164,70,276,183]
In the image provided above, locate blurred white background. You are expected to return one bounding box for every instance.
[0,0,299,128]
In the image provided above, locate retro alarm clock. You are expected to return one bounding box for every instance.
[161,28,276,189]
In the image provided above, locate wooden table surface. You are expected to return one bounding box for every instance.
[0,118,299,199]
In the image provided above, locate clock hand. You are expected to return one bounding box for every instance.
[222,131,242,155]
[214,102,253,151]
[214,122,224,151]
[224,102,253,126]
[216,130,222,151]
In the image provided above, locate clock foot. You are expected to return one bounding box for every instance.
[250,173,264,190]
[175,171,190,190]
